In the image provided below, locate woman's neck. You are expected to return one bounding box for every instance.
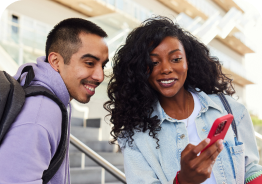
[159,88,194,120]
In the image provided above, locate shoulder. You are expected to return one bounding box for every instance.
[206,93,247,123]
[13,94,63,142]
[118,129,156,151]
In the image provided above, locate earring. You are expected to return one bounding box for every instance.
[57,69,60,73]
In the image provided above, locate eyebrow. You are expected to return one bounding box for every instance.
[103,59,109,65]
[81,53,100,61]
[150,49,181,56]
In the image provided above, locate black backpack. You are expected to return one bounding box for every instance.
[0,65,68,184]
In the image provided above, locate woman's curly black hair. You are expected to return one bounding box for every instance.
[104,16,235,148]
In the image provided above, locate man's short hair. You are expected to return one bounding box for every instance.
[45,18,107,64]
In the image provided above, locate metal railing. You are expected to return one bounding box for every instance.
[70,134,126,184]
[256,132,262,141]
[69,130,262,184]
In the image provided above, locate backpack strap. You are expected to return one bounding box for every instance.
[24,86,69,184]
[217,93,238,139]
[0,65,35,144]
[0,71,25,143]
[17,65,35,88]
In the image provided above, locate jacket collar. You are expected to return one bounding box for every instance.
[196,90,223,114]
[151,90,223,126]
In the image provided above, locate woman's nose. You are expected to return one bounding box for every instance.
[160,60,172,74]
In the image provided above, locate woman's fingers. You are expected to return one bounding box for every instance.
[182,138,210,161]
[193,145,222,179]
[197,139,224,163]
[193,138,211,155]
[180,139,224,184]
[205,139,223,159]
[189,139,224,176]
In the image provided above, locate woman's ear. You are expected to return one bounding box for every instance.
[48,52,63,73]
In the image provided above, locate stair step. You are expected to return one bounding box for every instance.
[69,141,117,152]
[70,167,125,184]
[70,152,124,168]
[71,117,101,128]
[71,126,99,141]
[72,182,123,184]
[81,183,123,184]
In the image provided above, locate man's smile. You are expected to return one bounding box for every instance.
[83,83,97,95]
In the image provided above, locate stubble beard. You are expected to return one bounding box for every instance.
[71,94,91,104]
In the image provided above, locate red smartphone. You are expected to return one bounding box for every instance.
[201,114,234,153]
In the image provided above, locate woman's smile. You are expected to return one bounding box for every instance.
[148,36,188,98]
[157,78,178,88]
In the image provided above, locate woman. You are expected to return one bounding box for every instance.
[104,16,262,184]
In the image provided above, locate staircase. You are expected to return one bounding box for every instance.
[69,117,125,184]
[175,7,242,45]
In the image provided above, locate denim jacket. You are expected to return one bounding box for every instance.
[118,91,262,184]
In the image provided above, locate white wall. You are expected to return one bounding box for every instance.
[233,83,246,106]
[0,45,18,75]
[7,0,88,26]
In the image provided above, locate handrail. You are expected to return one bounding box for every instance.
[70,130,262,184]
[70,134,127,184]
[255,131,262,141]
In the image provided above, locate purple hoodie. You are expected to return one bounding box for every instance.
[0,56,71,184]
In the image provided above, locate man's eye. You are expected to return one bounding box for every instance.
[102,65,106,70]
[172,58,182,62]
[85,62,94,66]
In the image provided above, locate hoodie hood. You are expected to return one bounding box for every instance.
[13,56,70,107]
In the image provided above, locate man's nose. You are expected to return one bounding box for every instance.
[91,65,104,83]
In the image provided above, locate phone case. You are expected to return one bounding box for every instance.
[202,114,234,153]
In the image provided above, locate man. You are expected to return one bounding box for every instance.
[0,18,108,183]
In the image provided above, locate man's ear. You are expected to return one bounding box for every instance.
[48,52,64,73]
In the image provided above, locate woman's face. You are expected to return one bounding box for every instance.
[148,36,188,98]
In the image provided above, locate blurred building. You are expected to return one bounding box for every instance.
[0,0,260,183]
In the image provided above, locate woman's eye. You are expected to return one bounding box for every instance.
[152,61,159,66]
[172,58,182,62]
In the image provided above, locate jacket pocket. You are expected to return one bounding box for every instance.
[225,142,245,184]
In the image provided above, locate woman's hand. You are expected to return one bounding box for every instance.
[177,138,224,184]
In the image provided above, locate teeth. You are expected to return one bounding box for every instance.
[160,79,174,84]
[84,85,95,92]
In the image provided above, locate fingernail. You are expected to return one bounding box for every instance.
[205,138,210,144]
[218,139,224,149]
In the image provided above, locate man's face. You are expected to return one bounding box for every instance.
[59,33,108,103]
